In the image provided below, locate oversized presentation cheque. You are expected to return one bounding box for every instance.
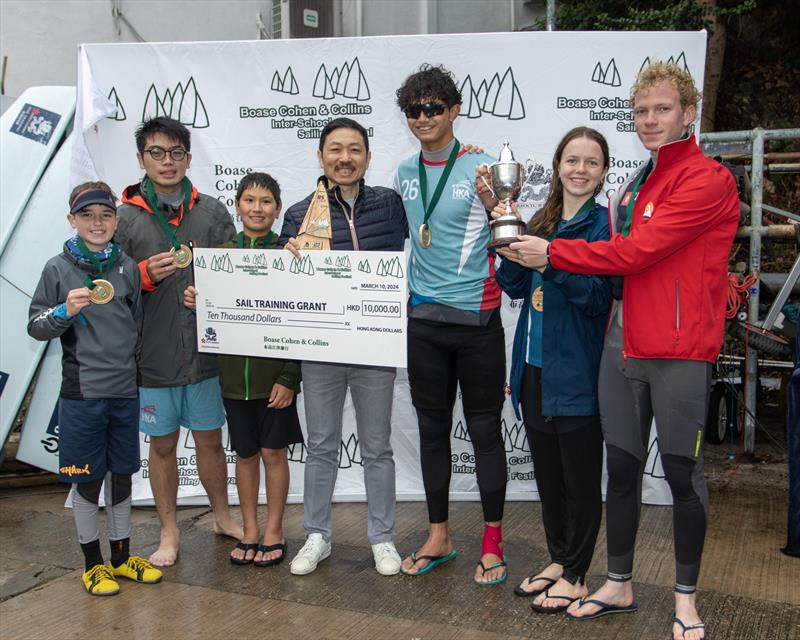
[194,248,407,368]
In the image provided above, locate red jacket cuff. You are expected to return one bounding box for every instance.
[138,259,157,292]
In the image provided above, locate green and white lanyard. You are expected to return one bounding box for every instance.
[142,176,193,252]
[417,140,461,248]
[74,237,119,289]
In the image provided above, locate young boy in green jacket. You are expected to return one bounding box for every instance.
[184,172,302,566]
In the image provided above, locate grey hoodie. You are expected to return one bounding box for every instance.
[28,242,142,399]
[115,183,235,387]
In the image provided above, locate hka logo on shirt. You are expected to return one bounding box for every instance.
[451,179,473,200]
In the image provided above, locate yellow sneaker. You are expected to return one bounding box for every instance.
[110,556,163,584]
[82,564,120,596]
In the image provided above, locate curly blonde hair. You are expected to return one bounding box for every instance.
[631,62,701,110]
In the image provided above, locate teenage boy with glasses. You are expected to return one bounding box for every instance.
[115,116,241,567]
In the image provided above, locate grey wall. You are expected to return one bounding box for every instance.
[0,0,544,95]
[0,0,272,95]
[351,0,542,36]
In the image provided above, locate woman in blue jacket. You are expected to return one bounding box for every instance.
[494,127,611,613]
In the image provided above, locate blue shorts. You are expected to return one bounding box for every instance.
[139,377,226,437]
[58,397,140,483]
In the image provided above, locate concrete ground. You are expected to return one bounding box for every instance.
[1,412,798,640]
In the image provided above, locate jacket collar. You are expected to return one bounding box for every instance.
[559,200,601,234]
[238,231,277,248]
[606,135,698,234]
[317,175,364,203]
[121,179,199,216]
[652,132,700,169]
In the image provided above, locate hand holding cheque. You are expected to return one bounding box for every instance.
[192,248,408,368]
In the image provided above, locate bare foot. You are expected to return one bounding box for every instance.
[213,518,244,541]
[474,551,506,584]
[673,593,706,640]
[531,577,588,610]
[567,580,635,618]
[401,539,454,575]
[149,530,180,567]
[516,562,563,595]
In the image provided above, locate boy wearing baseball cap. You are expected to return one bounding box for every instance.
[28,181,162,596]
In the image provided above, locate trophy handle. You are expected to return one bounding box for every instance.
[478,166,497,201]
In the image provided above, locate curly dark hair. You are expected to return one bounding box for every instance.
[396,64,462,111]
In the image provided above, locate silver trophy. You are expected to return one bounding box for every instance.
[486,140,526,248]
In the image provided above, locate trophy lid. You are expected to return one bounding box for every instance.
[498,140,515,163]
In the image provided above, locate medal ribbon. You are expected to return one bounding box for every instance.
[418,140,461,232]
[535,198,597,311]
[237,231,277,249]
[74,237,119,289]
[143,177,193,251]
[622,160,652,237]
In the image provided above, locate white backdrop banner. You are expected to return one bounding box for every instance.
[71,31,705,506]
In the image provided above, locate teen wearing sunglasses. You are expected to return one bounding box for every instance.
[394,64,508,586]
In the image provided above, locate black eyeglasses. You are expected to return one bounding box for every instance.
[143,146,188,161]
[403,102,447,119]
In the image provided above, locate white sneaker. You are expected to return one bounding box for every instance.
[290,534,331,575]
[371,541,401,576]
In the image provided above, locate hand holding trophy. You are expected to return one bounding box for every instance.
[482,141,526,248]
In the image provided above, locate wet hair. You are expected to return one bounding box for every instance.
[235,172,282,208]
[631,62,701,111]
[68,181,117,209]
[135,117,191,154]
[396,64,462,111]
[528,127,609,237]
[318,117,370,153]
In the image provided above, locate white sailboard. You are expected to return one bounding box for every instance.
[0,135,73,451]
[0,86,75,257]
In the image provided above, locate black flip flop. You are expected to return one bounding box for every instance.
[254,541,287,567]
[530,588,579,614]
[566,597,638,620]
[673,614,708,640]
[230,542,259,566]
[514,575,557,598]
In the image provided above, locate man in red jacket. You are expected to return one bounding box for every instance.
[506,63,739,640]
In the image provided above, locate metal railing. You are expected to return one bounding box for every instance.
[700,127,800,452]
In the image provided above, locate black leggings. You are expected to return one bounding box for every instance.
[521,365,603,584]
[601,319,711,593]
[407,315,507,523]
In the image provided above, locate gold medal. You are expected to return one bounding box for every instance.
[531,286,543,312]
[171,244,193,268]
[89,279,115,304]
[418,223,432,249]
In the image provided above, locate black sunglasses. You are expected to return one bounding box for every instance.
[403,102,447,119]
